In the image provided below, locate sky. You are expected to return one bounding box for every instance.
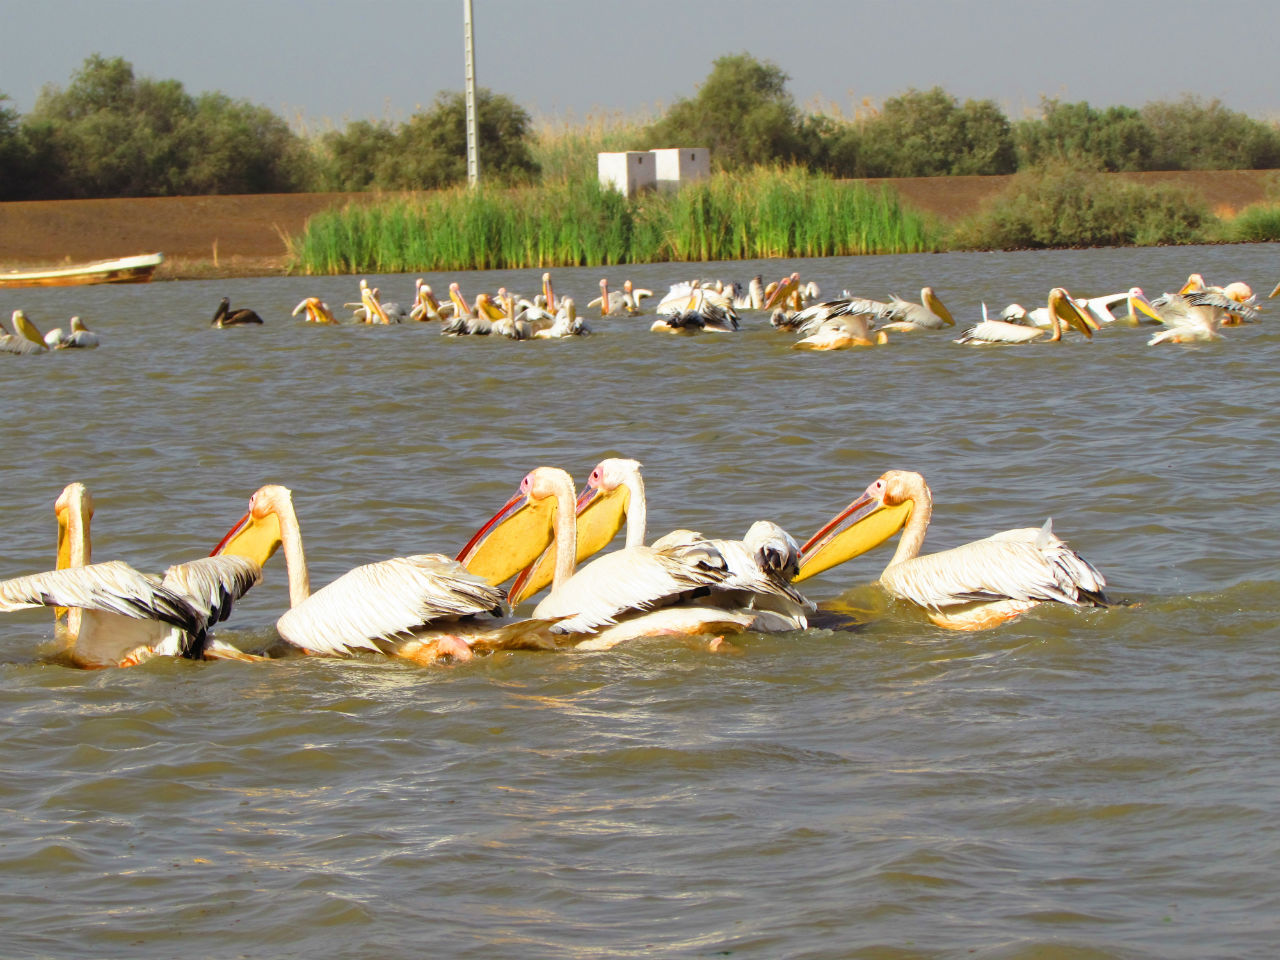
[5,0,1280,129]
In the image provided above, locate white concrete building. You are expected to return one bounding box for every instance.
[597,151,657,197]
[652,147,710,192]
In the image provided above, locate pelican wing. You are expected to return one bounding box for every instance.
[275,554,506,656]
[954,319,1045,345]
[533,536,728,635]
[0,560,208,663]
[882,520,1107,610]
[161,555,262,626]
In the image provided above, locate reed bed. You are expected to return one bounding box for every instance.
[287,168,940,274]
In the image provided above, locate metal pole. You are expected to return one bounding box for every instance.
[463,0,480,188]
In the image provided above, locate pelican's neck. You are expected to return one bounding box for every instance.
[273,497,311,608]
[549,475,580,591]
[886,480,932,571]
[623,474,647,548]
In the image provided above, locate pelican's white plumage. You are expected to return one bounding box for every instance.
[461,465,811,649]
[0,482,261,667]
[213,484,545,662]
[797,470,1109,631]
[2,310,49,355]
[954,291,1094,345]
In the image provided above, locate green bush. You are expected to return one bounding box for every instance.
[950,163,1212,249]
[644,54,809,170]
[1221,203,1280,242]
[852,88,1017,177]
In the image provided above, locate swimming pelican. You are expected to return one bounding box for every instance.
[459,467,811,650]
[43,315,100,349]
[651,289,740,333]
[0,482,262,667]
[409,280,447,322]
[1129,287,1257,344]
[869,287,955,331]
[763,272,804,311]
[212,485,552,663]
[291,297,339,325]
[212,297,264,327]
[535,297,591,338]
[2,310,50,354]
[796,469,1110,631]
[792,314,888,350]
[505,457,649,605]
[587,279,638,317]
[954,290,1094,345]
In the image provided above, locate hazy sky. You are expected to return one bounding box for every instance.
[5,0,1279,128]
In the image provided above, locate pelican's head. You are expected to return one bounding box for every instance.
[212,484,289,566]
[1047,287,1096,339]
[763,272,800,310]
[1179,273,1207,295]
[542,272,555,310]
[55,481,93,572]
[457,467,575,587]
[1222,281,1254,303]
[12,309,47,345]
[794,470,922,583]
[1127,287,1164,324]
[921,286,955,326]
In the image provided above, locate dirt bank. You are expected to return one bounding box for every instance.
[1,171,1274,280]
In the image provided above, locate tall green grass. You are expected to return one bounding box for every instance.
[287,168,941,274]
[1220,202,1280,242]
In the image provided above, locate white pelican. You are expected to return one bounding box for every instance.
[792,314,888,350]
[1177,274,1257,325]
[291,297,339,325]
[1075,291,1134,327]
[954,291,1095,345]
[651,289,740,334]
[212,297,264,327]
[212,485,552,663]
[459,467,812,650]
[868,287,954,331]
[534,297,591,338]
[734,275,766,310]
[0,482,262,667]
[504,457,649,605]
[587,279,638,317]
[2,310,50,354]
[353,279,393,324]
[409,280,447,322]
[795,470,1110,631]
[43,315,100,349]
[763,272,803,311]
[1129,287,1257,344]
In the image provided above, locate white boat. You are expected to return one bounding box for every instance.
[0,252,163,289]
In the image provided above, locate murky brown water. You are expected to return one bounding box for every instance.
[2,244,1278,959]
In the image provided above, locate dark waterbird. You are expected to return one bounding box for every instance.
[212,297,265,327]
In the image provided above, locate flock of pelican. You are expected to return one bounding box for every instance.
[1,310,99,354]
[0,460,1115,669]
[274,269,1268,348]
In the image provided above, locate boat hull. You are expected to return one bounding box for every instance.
[0,252,163,289]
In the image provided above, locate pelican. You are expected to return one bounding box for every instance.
[212,485,552,663]
[792,314,888,350]
[211,297,264,327]
[505,457,650,605]
[587,279,638,317]
[795,470,1110,631]
[42,315,100,349]
[734,275,766,310]
[1129,287,1257,344]
[492,292,533,340]
[0,482,262,667]
[351,278,393,324]
[869,287,954,331]
[1177,275,1257,325]
[541,272,558,313]
[954,291,1094,345]
[763,272,803,311]
[458,467,811,650]
[291,297,339,325]
[651,289,740,333]
[2,310,50,354]
[530,297,589,338]
[409,280,447,322]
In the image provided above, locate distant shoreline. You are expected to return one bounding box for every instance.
[1,171,1273,281]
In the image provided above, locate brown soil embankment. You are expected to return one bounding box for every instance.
[1,171,1275,280]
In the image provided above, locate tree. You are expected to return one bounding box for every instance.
[854,87,1016,178]
[645,54,808,170]
[23,54,310,197]
[1015,99,1153,172]
[1140,96,1280,171]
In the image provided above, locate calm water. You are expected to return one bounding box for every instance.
[2,245,1278,959]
